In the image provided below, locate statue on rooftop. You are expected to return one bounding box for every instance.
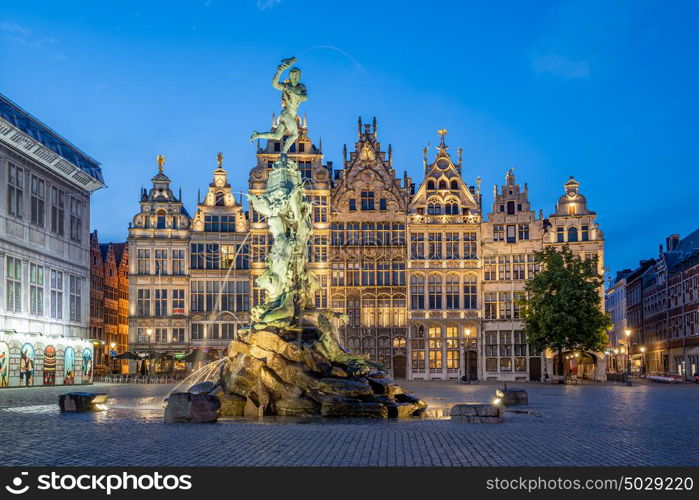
[249,57,308,155]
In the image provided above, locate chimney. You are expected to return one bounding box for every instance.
[666,234,680,251]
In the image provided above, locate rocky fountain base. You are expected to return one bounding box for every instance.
[165,312,426,421]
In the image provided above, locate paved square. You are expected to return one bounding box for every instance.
[0,380,696,466]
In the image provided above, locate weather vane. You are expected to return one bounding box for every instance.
[217,152,223,169]
[156,154,165,173]
[438,128,447,137]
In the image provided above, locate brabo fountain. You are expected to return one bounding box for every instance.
[164,57,425,421]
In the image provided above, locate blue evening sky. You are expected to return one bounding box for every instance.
[2,0,698,278]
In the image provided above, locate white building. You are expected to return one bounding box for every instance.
[0,93,103,387]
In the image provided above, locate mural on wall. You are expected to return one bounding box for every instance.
[19,343,35,387]
[0,341,9,387]
[43,345,56,385]
[64,347,75,385]
[82,348,93,383]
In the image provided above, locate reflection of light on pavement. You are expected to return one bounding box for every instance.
[1,404,57,414]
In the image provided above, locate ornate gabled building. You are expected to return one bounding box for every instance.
[125,118,606,382]
[330,117,411,375]
[89,231,129,374]
[127,156,191,372]
[481,168,546,381]
[189,154,250,357]
[248,116,332,311]
[406,131,482,380]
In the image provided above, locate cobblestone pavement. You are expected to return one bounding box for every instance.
[0,380,697,466]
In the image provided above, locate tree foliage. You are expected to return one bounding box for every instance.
[520,246,610,356]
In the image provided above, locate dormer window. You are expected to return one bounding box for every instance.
[450,180,458,190]
[439,180,447,190]
[215,192,225,206]
[427,180,435,190]
[568,227,578,242]
[298,142,305,153]
[156,210,166,229]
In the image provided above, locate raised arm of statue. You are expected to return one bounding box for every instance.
[272,57,296,91]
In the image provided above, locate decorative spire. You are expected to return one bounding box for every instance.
[318,136,322,153]
[372,116,377,138]
[303,112,307,128]
[457,147,463,166]
[217,152,224,170]
[157,154,165,174]
[343,144,348,162]
[476,176,481,195]
[357,116,362,137]
[388,144,393,166]
[437,129,448,150]
[422,144,429,171]
[271,112,276,128]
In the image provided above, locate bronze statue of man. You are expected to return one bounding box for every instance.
[250,57,307,155]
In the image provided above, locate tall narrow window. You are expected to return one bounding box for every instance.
[428,274,443,309]
[557,227,565,242]
[51,187,65,235]
[69,275,81,322]
[50,270,63,318]
[29,263,44,315]
[137,289,151,316]
[172,249,185,275]
[155,289,168,316]
[410,274,425,310]
[410,233,425,259]
[568,227,578,242]
[445,274,459,309]
[464,274,477,309]
[137,249,151,274]
[7,163,24,219]
[6,256,22,312]
[156,210,166,229]
[361,191,374,211]
[154,249,168,275]
[581,225,590,241]
[69,197,83,242]
[507,200,515,215]
[30,175,45,227]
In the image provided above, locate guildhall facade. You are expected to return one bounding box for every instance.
[127,117,606,381]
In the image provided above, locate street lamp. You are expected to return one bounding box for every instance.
[109,342,116,374]
[625,328,632,386]
[640,346,646,376]
[464,328,471,384]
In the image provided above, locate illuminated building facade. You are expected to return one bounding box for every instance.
[0,93,102,387]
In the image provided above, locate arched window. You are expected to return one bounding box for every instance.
[439,180,447,190]
[428,202,442,215]
[410,274,425,310]
[348,337,361,353]
[377,294,391,327]
[392,295,406,326]
[568,227,578,242]
[428,274,443,310]
[361,336,376,360]
[156,210,166,229]
[464,274,477,309]
[362,295,376,327]
[450,180,458,190]
[427,180,435,190]
[392,336,406,348]
[446,274,460,309]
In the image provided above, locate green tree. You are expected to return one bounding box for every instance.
[519,245,610,381]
